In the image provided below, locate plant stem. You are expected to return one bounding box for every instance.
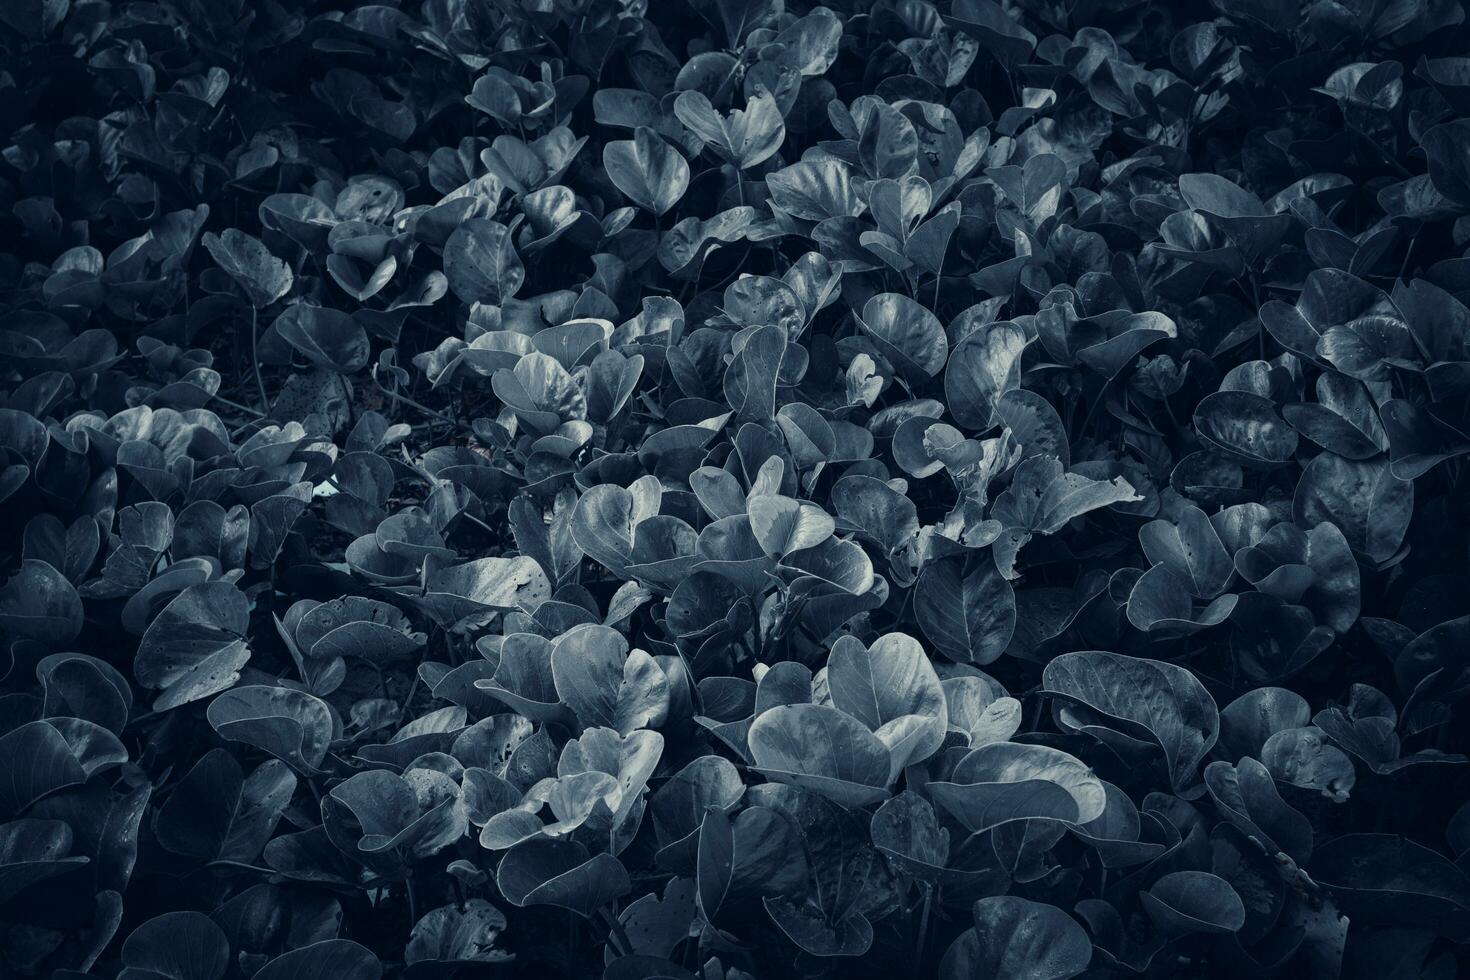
[1075,373,1115,447]
[932,249,943,311]
[205,859,277,874]
[600,907,632,957]
[912,882,933,979]
[249,304,268,411]
[211,392,267,419]
[373,369,473,433]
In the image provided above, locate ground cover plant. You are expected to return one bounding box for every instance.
[2,0,1470,976]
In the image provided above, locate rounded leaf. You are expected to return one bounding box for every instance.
[940,896,1091,980]
[747,703,892,806]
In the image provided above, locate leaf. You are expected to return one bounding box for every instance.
[274,304,371,374]
[323,769,466,872]
[1313,834,1470,937]
[1283,374,1389,459]
[695,805,806,926]
[1318,313,1418,381]
[134,581,251,711]
[1194,391,1299,465]
[1043,651,1219,792]
[991,456,1140,574]
[1381,399,1470,479]
[153,750,295,863]
[768,159,862,220]
[940,896,1092,980]
[603,127,690,216]
[990,154,1067,223]
[673,90,785,170]
[0,559,82,643]
[870,791,949,879]
[492,352,587,434]
[1142,871,1247,935]
[1178,174,1292,265]
[993,456,1141,536]
[251,940,382,980]
[1069,780,1167,868]
[405,901,512,966]
[830,474,919,554]
[857,293,948,379]
[120,912,230,980]
[747,703,893,806]
[1139,505,1234,598]
[1126,564,1238,635]
[419,556,552,627]
[945,322,1028,430]
[207,686,334,773]
[826,633,946,762]
[497,839,631,917]
[1218,687,1312,760]
[0,722,87,816]
[764,896,873,957]
[747,494,835,557]
[1204,758,1313,863]
[943,0,1037,67]
[571,481,660,579]
[612,878,697,960]
[723,325,787,421]
[1293,453,1413,563]
[914,557,1015,664]
[928,742,1107,832]
[0,818,89,900]
[768,6,843,76]
[444,218,524,306]
[475,634,567,723]
[36,652,132,734]
[1423,119,1470,207]
[1261,727,1356,800]
[202,229,292,308]
[995,388,1070,465]
[551,625,669,734]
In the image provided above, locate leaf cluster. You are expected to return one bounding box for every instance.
[2,0,1470,978]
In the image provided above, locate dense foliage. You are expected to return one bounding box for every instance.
[3,0,1470,976]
